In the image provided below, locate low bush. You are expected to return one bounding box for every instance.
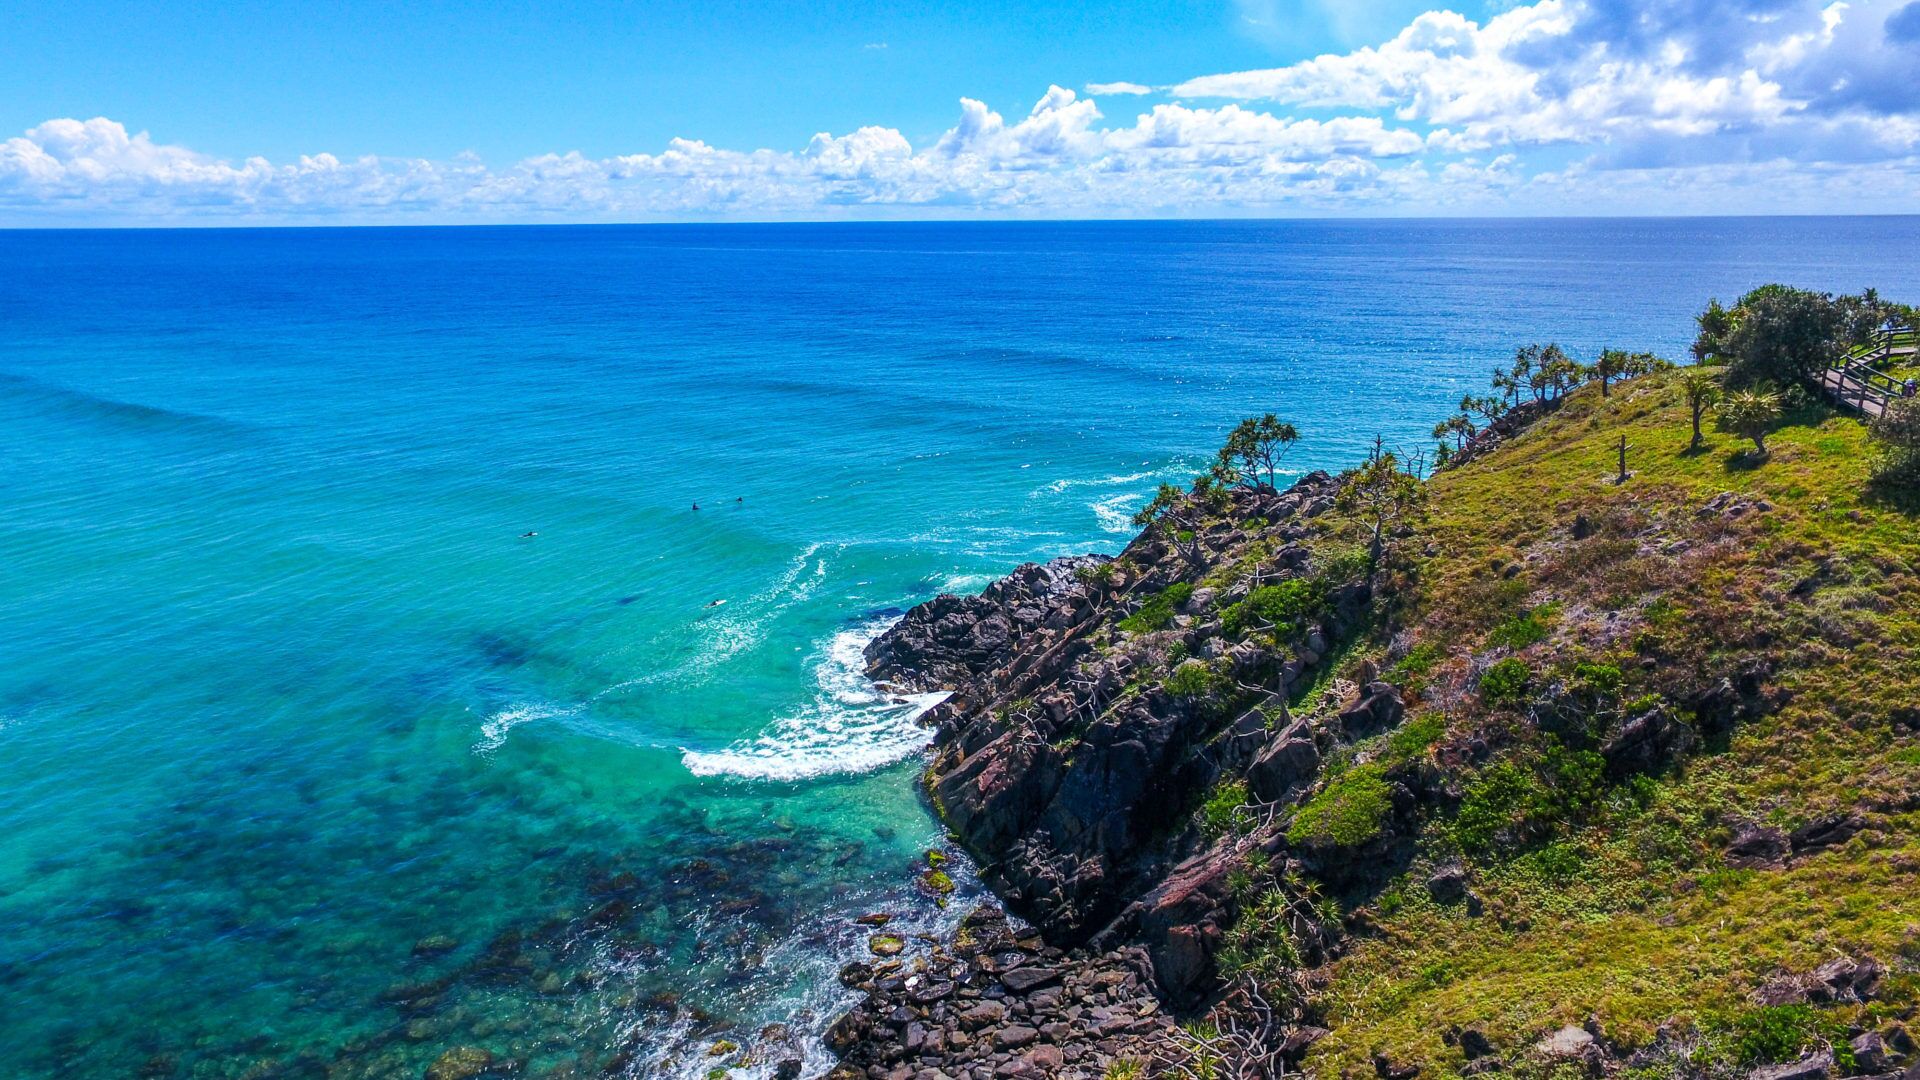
[1119,581,1195,633]
[1165,657,1223,699]
[1201,779,1250,837]
[1488,603,1560,649]
[1289,765,1394,848]
[1222,578,1323,639]
[1479,657,1532,706]
[1452,742,1606,855]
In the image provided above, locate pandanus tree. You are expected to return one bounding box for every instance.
[1217,414,1300,492]
[1680,368,1722,451]
[1338,437,1427,570]
[1718,389,1783,456]
[1133,480,1223,568]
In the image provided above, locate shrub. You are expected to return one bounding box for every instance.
[1200,779,1250,837]
[1222,578,1322,638]
[1390,642,1442,680]
[1706,1005,1842,1068]
[1478,657,1532,706]
[1571,661,1624,702]
[1870,396,1920,487]
[1119,581,1194,633]
[1317,546,1374,584]
[1488,603,1560,649]
[1165,658,1221,699]
[1452,742,1606,854]
[1289,765,1394,848]
[1075,560,1118,586]
[1382,711,1446,767]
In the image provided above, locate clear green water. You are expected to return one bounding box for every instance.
[2,219,1917,1079]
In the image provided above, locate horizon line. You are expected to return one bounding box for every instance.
[5,210,1920,233]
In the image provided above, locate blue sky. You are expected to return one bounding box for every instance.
[2,0,1918,223]
[2,1,1446,162]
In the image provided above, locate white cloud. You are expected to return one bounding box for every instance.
[1172,0,1920,166]
[4,1,1919,223]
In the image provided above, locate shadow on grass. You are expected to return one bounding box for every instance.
[1862,474,1920,515]
[1723,448,1770,472]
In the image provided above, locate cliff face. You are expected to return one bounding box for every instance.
[830,366,1920,1080]
[864,471,1373,1006]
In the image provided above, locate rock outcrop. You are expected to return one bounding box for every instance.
[865,475,1356,964]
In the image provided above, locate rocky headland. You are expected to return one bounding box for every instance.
[820,361,1920,1080]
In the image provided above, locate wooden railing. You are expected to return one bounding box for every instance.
[1818,326,1915,417]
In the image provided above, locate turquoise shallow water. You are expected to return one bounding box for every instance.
[3,219,1919,1079]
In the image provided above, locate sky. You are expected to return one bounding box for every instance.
[2,0,1918,224]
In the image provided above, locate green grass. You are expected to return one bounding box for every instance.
[1282,369,1920,1076]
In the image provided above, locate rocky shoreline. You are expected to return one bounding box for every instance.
[815,380,1920,1080]
[820,472,1366,1077]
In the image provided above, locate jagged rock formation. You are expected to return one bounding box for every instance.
[865,474,1372,1002]
[828,363,1920,1080]
[824,906,1177,1080]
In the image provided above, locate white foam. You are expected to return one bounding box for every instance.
[681,616,951,782]
[938,572,996,595]
[600,543,833,695]
[474,701,578,753]
[1090,491,1144,533]
[1038,469,1155,495]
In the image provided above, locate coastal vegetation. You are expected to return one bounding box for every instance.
[830,284,1920,1080]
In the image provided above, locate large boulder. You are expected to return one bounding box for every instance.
[1247,720,1321,803]
[1601,705,1696,778]
[1338,682,1406,741]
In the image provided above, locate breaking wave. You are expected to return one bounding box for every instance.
[681,616,950,782]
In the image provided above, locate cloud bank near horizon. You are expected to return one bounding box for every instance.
[5,0,1919,224]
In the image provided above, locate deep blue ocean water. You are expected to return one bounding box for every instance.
[3,218,1918,1079]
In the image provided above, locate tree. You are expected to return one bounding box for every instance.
[1217,414,1300,491]
[1868,397,1920,487]
[1699,285,1899,388]
[1491,366,1522,409]
[1679,368,1722,451]
[1516,343,1585,402]
[1133,480,1224,567]
[1337,437,1426,569]
[1460,393,1507,426]
[1592,349,1630,398]
[1433,414,1475,451]
[1717,389,1782,456]
[1592,349,1666,397]
[1692,298,1736,363]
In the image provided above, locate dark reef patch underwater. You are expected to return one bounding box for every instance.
[2,219,1919,1078]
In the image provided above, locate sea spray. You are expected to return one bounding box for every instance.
[681,615,951,782]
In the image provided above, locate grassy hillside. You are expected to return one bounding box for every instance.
[1291,370,1920,1076]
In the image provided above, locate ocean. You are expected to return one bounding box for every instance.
[3,218,1917,1079]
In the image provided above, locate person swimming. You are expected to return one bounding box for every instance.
[692,503,700,511]
[520,531,538,538]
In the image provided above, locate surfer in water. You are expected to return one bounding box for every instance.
[520,531,538,538]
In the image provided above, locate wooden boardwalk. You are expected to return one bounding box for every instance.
[1816,328,1916,419]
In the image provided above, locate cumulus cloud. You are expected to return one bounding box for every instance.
[4,0,1918,223]
[1173,0,1920,168]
